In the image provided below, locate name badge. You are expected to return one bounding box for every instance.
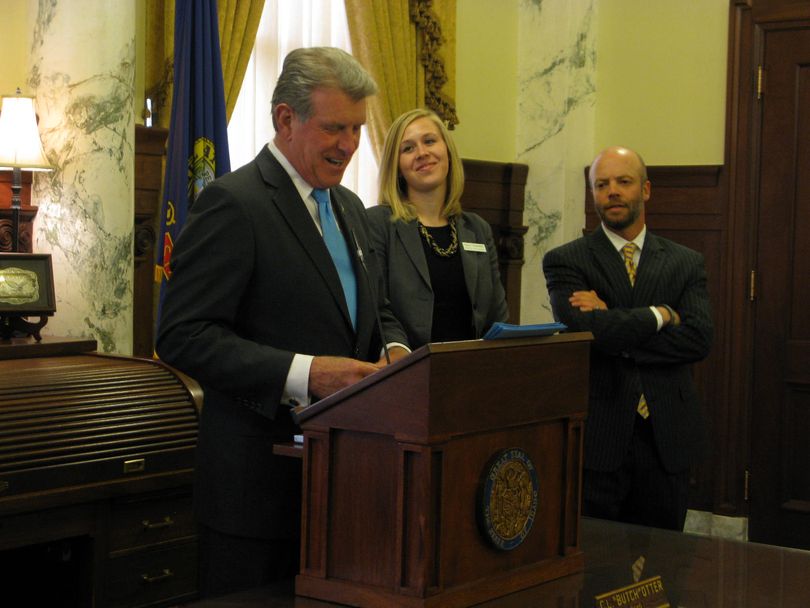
[462,242,487,253]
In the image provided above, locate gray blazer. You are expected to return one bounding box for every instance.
[366,205,508,348]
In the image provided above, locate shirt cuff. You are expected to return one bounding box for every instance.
[383,342,410,358]
[283,353,313,407]
[650,306,664,331]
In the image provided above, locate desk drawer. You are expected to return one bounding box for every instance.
[109,493,195,552]
[104,540,197,608]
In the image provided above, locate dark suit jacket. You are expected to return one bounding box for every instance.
[156,147,407,539]
[366,206,508,348]
[542,226,713,474]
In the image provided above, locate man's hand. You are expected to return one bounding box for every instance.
[309,356,381,400]
[570,290,607,312]
[375,346,409,366]
[657,305,682,327]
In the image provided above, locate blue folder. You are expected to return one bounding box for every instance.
[482,321,567,340]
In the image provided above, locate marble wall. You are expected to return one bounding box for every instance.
[517,0,596,324]
[28,0,135,354]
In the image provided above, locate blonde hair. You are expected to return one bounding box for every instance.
[377,108,465,222]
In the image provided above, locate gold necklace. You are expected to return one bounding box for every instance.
[418,219,458,257]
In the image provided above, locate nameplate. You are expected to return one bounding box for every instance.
[594,576,669,608]
[462,242,486,252]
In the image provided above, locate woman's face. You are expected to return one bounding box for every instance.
[397,117,449,197]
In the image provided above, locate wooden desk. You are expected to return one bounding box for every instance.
[183,517,810,607]
[0,338,202,607]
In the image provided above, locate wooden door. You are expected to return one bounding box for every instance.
[749,20,810,549]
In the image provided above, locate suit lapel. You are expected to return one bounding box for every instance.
[588,228,634,304]
[256,149,353,331]
[395,220,431,289]
[331,188,372,337]
[457,216,479,303]
[634,233,666,305]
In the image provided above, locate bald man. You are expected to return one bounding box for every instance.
[542,146,713,530]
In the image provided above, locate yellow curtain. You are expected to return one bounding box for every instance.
[344,0,422,161]
[217,0,265,120]
[345,0,458,158]
[144,0,264,128]
[144,0,174,129]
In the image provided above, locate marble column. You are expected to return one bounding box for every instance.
[28,0,136,354]
[517,0,596,324]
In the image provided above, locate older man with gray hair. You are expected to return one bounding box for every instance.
[157,47,408,596]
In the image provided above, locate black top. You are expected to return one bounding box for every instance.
[419,224,474,342]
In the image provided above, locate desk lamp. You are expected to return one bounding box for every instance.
[0,89,54,341]
[0,88,53,252]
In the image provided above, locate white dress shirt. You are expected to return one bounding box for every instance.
[601,224,665,331]
[267,142,408,407]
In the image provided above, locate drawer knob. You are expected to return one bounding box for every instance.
[141,515,175,530]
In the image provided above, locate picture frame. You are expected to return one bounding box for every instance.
[0,253,56,316]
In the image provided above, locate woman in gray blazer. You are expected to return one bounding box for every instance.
[367,109,508,349]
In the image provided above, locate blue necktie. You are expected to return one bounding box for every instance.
[312,188,357,329]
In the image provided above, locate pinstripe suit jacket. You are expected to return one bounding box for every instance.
[542,226,713,473]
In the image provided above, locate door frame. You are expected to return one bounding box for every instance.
[724,0,810,538]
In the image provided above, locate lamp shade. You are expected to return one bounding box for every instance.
[0,92,52,171]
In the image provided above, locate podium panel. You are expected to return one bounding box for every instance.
[294,333,591,607]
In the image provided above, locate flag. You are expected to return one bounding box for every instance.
[155,0,231,325]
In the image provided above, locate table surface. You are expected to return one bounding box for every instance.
[181,516,810,607]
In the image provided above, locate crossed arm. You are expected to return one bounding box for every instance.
[542,248,713,365]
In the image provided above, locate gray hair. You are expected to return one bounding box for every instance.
[271,47,377,130]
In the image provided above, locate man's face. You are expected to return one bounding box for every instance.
[590,150,650,236]
[275,87,366,189]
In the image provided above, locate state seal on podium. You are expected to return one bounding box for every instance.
[477,447,539,551]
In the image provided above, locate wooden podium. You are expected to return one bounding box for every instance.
[293,332,591,607]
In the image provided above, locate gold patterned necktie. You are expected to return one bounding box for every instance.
[622,242,637,286]
[621,242,649,418]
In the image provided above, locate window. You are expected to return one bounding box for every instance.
[227,0,379,206]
